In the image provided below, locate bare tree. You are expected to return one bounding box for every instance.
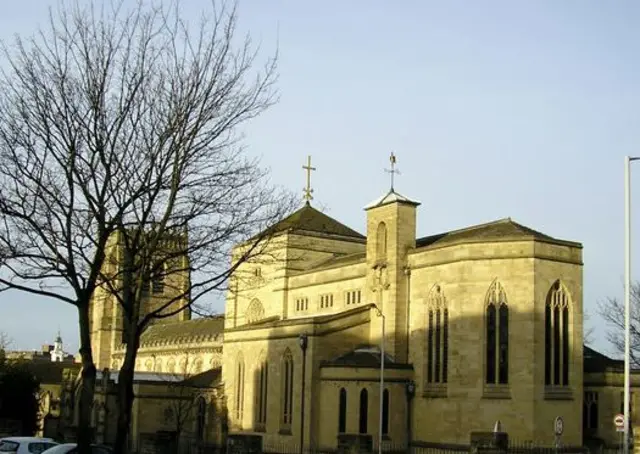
[598,281,640,367]
[0,332,11,364]
[584,311,595,345]
[0,332,10,351]
[0,1,293,453]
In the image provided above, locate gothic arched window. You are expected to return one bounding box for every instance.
[485,280,508,385]
[234,353,245,424]
[359,388,368,434]
[382,389,390,435]
[281,349,294,431]
[545,280,571,386]
[196,396,206,441]
[246,299,265,324]
[426,285,448,387]
[376,222,387,261]
[338,388,347,433]
[254,353,268,432]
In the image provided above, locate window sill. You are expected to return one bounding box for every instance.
[254,423,266,433]
[423,383,447,398]
[544,386,573,400]
[483,385,511,400]
[279,427,292,436]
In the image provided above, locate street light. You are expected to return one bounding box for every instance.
[373,305,385,454]
[624,156,640,454]
[298,333,308,454]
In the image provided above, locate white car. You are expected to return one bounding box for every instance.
[0,437,58,454]
[41,444,111,454]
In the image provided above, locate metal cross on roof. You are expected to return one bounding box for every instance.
[384,152,400,191]
[302,155,316,203]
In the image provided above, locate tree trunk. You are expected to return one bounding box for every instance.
[77,304,96,454]
[113,333,140,454]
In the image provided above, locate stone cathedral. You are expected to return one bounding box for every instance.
[88,155,638,451]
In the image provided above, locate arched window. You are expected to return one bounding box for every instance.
[196,396,206,441]
[144,359,153,371]
[193,357,203,374]
[545,281,570,386]
[338,388,347,433]
[246,299,265,324]
[154,358,163,373]
[376,222,387,261]
[235,353,245,424]
[382,389,389,435]
[210,356,222,369]
[166,358,176,374]
[281,349,294,430]
[254,353,268,431]
[359,388,368,434]
[485,280,508,385]
[426,285,448,385]
[583,391,599,433]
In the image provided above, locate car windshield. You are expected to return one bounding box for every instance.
[0,442,19,452]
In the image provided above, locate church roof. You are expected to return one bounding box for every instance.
[416,218,581,249]
[180,368,221,388]
[364,189,421,210]
[265,203,365,240]
[321,345,413,370]
[139,316,224,347]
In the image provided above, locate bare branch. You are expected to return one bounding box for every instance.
[598,281,640,367]
[0,0,292,452]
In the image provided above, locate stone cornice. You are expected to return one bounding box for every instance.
[409,240,583,270]
[224,304,371,342]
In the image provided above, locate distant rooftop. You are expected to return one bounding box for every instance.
[140,316,224,347]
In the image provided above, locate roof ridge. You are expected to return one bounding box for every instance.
[144,315,224,329]
[418,217,514,240]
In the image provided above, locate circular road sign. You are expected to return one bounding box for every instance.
[554,416,564,436]
[615,414,625,428]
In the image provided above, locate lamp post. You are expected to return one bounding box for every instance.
[298,333,308,454]
[373,305,385,454]
[625,156,640,454]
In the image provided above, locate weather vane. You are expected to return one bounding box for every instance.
[384,152,400,191]
[302,155,316,204]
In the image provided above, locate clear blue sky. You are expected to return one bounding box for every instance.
[0,1,638,357]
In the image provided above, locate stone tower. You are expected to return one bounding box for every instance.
[89,229,192,369]
[364,188,419,362]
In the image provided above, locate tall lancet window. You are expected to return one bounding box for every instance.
[485,280,509,385]
[280,349,294,432]
[545,280,571,387]
[376,222,388,262]
[425,284,448,395]
[235,353,245,425]
[254,352,268,432]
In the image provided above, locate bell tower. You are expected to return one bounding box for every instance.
[365,153,419,363]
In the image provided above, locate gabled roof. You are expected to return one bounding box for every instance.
[416,218,581,249]
[140,316,224,346]
[364,189,420,210]
[266,203,364,240]
[180,368,221,388]
[584,345,624,373]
